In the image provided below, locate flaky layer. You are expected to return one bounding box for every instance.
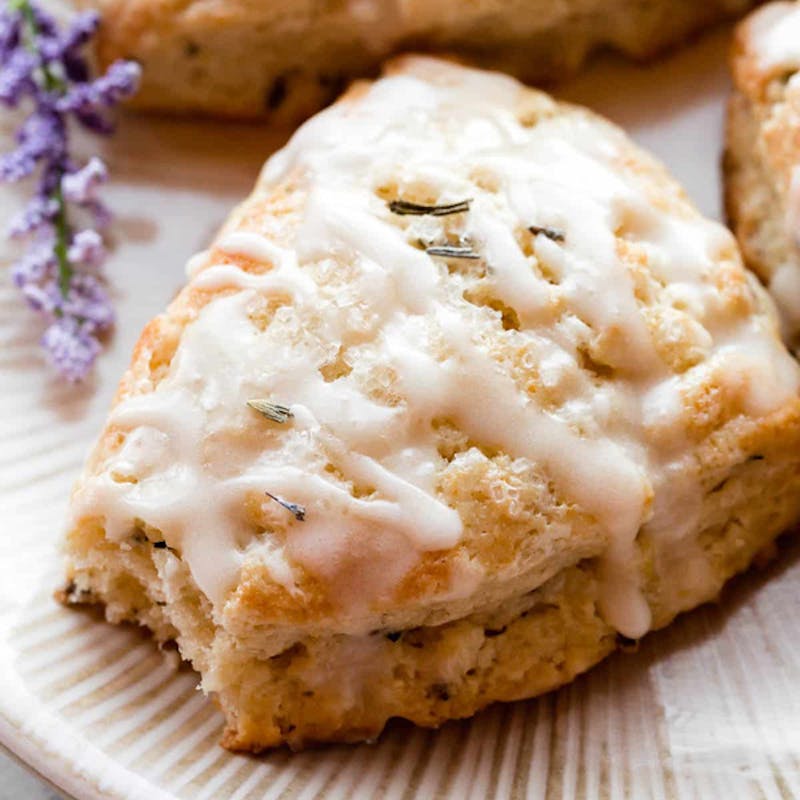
[64,423,800,749]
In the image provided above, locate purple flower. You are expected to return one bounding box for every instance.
[68,228,106,268]
[29,4,58,39]
[8,194,59,237]
[41,317,102,382]
[57,59,141,114]
[40,11,99,60]
[72,107,115,135]
[0,109,66,181]
[10,234,56,287]
[20,276,62,315]
[0,47,36,106]
[0,11,22,65]
[1,0,139,381]
[61,156,107,204]
[39,11,99,83]
[62,272,114,330]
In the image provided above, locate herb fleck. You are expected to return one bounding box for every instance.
[528,225,565,243]
[247,399,293,423]
[425,244,480,260]
[389,198,472,217]
[266,491,306,522]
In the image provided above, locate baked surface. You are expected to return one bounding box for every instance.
[78,0,758,119]
[726,0,800,348]
[63,56,800,751]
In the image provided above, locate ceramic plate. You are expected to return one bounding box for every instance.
[2,25,800,800]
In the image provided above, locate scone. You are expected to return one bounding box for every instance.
[78,0,758,119]
[62,56,800,752]
[726,1,800,348]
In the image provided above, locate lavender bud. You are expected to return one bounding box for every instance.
[67,228,105,268]
[62,272,114,330]
[61,156,107,204]
[61,11,100,54]
[8,194,59,237]
[10,235,56,287]
[0,11,22,66]
[29,4,59,38]
[38,10,99,66]
[41,316,101,382]
[72,107,114,135]
[21,277,61,316]
[57,59,141,114]
[0,47,36,106]
[0,143,36,181]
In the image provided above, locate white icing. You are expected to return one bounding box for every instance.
[750,2,800,72]
[71,57,800,637]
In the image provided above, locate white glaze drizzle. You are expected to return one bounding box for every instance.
[749,2,800,73]
[71,58,800,636]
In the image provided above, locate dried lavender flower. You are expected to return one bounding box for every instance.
[265,491,306,522]
[528,224,565,243]
[425,244,481,259]
[247,399,294,423]
[0,0,140,381]
[388,198,472,217]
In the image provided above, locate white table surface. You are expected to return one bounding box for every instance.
[0,750,63,799]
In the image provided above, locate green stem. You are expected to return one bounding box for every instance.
[14,0,73,301]
[52,182,71,298]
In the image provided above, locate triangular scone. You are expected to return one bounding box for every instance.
[82,0,758,119]
[64,56,800,752]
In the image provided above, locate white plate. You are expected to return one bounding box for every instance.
[2,25,800,800]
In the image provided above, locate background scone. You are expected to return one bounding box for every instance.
[63,56,800,752]
[726,0,800,348]
[78,0,759,119]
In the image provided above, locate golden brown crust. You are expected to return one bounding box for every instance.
[63,57,800,750]
[79,0,758,120]
[725,2,800,342]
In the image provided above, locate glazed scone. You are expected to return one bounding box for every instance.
[77,0,759,119]
[726,1,800,348]
[63,56,800,752]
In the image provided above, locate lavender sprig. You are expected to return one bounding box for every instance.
[0,0,140,380]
